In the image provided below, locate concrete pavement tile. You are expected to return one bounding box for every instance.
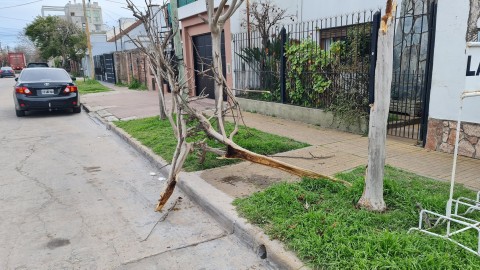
[97,109,113,117]
[105,116,119,122]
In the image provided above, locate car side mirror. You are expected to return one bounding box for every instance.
[15,78,18,81]
[71,77,76,81]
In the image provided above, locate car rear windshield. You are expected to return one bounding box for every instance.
[20,69,70,82]
[1,67,13,70]
[27,63,49,67]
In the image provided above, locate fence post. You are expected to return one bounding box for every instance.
[420,0,438,146]
[280,27,287,104]
[368,11,381,105]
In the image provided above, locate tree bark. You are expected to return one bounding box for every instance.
[210,26,227,137]
[154,0,191,211]
[226,145,351,186]
[155,57,167,120]
[357,0,396,212]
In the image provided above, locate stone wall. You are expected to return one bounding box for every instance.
[425,118,480,159]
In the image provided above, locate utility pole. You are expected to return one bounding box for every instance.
[113,26,118,51]
[118,19,123,51]
[82,0,95,79]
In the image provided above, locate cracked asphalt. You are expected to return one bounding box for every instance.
[0,78,271,269]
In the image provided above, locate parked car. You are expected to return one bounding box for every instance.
[0,66,15,78]
[27,62,49,68]
[13,68,81,117]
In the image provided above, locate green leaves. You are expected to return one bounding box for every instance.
[24,16,87,66]
[285,39,331,107]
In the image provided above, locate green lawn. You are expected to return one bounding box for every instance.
[115,116,309,171]
[77,79,111,94]
[234,166,480,269]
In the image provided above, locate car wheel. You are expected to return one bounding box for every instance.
[73,107,81,113]
[15,109,25,117]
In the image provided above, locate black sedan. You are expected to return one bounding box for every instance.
[0,66,15,78]
[13,68,81,117]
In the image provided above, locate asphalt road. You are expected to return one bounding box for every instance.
[0,77,270,269]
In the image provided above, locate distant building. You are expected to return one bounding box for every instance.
[41,0,104,33]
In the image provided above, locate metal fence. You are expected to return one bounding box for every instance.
[232,11,378,110]
[388,0,437,142]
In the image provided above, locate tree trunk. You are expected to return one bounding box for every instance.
[155,138,191,211]
[155,0,190,211]
[210,26,227,137]
[357,0,396,212]
[156,57,167,120]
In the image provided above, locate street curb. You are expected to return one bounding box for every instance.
[81,102,309,270]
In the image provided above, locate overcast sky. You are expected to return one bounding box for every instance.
[0,0,149,49]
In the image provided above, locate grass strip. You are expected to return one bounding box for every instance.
[115,116,309,171]
[234,166,480,269]
[77,79,111,94]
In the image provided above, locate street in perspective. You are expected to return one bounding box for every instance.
[0,77,271,269]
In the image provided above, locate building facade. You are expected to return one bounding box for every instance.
[41,0,104,33]
[177,0,480,159]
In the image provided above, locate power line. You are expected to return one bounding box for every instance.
[0,16,31,22]
[104,0,125,4]
[0,27,24,31]
[3,0,43,9]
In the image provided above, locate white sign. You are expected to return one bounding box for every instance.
[465,42,480,91]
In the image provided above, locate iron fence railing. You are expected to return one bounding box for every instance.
[389,0,437,142]
[232,11,377,110]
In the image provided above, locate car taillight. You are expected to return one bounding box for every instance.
[16,86,32,95]
[63,85,78,93]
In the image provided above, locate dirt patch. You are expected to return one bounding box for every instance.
[220,174,280,189]
[201,162,300,198]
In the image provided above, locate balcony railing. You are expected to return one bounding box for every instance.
[178,0,197,8]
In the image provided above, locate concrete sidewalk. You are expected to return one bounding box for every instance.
[81,82,480,269]
[82,82,480,194]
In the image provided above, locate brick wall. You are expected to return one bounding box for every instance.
[113,50,152,88]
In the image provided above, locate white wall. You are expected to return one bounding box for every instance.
[428,0,480,124]
[118,23,146,51]
[230,0,387,34]
[178,0,387,34]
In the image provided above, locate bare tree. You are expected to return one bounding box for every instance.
[14,34,41,63]
[357,0,396,212]
[126,0,350,212]
[125,1,172,122]
[241,0,294,49]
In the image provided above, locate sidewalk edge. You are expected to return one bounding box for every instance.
[81,103,308,270]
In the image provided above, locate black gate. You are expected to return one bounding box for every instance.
[192,33,226,99]
[103,54,116,83]
[388,0,437,143]
[93,53,116,83]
